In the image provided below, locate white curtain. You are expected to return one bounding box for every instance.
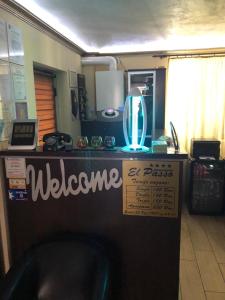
[165,57,225,156]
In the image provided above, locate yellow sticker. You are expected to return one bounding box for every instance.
[9,178,26,189]
[123,160,180,218]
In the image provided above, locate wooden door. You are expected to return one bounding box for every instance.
[34,72,56,145]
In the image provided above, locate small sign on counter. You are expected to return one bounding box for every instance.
[9,178,26,189]
[5,157,26,178]
[8,189,28,201]
[123,160,180,218]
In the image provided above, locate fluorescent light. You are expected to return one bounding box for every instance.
[122,88,148,153]
[98,35,225,53]
[14,0,225,53]
[131,96,140,149]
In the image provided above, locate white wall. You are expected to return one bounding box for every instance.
[82,54,168,111]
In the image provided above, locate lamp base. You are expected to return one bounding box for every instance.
[121,145,149,153]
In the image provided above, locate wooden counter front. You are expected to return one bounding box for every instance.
[0,150,188,300]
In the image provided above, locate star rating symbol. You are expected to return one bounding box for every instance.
[9,191,15,200]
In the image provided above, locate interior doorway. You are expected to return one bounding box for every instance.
[34,70,56,145]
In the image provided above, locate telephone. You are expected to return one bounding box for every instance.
[43,132,73,152]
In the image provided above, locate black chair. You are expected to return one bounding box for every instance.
[0,234,110,300]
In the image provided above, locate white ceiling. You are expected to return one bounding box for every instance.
[14,0,225,54]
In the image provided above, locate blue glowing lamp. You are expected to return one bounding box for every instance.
[122,87,149,152]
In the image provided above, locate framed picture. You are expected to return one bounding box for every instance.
[68,70,77,88]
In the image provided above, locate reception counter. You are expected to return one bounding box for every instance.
[0,148,188,300]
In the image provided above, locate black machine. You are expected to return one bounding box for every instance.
[191,138,220,159]
[188,138,224,215]
[8,119,37,150]
[43,132,73,152]
[189,159,225,215]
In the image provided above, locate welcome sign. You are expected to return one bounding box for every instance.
[5,157,180,219]
[26,159,122,201]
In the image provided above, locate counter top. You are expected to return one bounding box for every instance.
[0,147,188,159]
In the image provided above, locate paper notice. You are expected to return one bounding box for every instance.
[5,157,26,178]
[123,160,180,218]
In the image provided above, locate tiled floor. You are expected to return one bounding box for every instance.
[179,205,225,300]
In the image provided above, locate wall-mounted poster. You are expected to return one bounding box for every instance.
[0,19,8,61]
[0,60,11,102]
[10,64,26,100]
[0,102,12,122]
[0,101,14,141]
[0,22,25,142]
[7,23,24,65]
[0,120,5,140]
[123,160,180,218]
[0,60,14,141]
[15,102,28,120]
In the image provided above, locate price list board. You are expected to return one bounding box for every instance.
[123,160,180,218]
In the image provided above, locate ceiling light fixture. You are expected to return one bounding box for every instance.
[14,0,225,54]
